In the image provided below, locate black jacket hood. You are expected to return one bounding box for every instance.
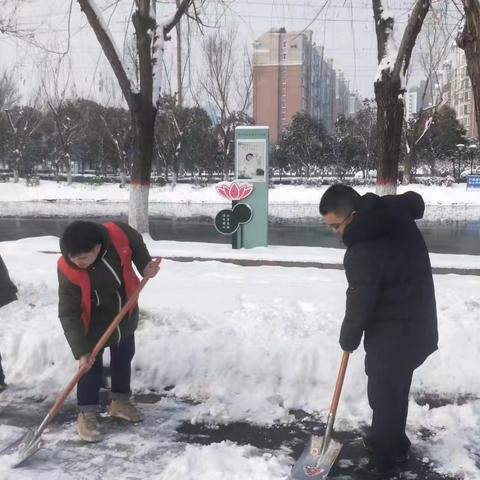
[342,191,425,248]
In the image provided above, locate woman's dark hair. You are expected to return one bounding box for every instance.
[319,184,360,217]
[61,221,103,256]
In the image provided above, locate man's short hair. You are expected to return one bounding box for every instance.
[61,221,103,256]
[319,184,360,217]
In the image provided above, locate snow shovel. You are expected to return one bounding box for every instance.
[290,351,350,479]
[0,258,161,468]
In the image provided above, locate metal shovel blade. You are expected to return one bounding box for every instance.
[290,434,343,480]
[0,429,43,468]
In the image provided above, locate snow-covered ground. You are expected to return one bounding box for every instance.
[2,180,480,221]
[0,236,479,479]
[2,180,480,205]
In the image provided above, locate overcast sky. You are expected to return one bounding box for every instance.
[0,0,463,108]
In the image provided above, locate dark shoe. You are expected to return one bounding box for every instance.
[362,436,410,464]
[362,435,374,453]
[355,460,401,479]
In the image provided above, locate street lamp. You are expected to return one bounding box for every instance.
[468,144,478,174]
[456,144,465,181]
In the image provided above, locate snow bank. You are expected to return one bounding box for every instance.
[3,181,480,222]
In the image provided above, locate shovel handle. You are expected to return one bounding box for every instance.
[47,258,161,420]
[329,351,350,416]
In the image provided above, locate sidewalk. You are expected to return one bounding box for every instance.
[144,240,480,276]
[7,236,480,276]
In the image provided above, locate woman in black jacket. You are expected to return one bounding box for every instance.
[0,254,18,389]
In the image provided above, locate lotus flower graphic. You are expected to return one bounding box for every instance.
[216,182,254,201]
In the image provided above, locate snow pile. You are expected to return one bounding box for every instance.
[159,442,291,480]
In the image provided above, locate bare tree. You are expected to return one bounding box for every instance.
[41,59,77,184]
[0,1,26,37]
[373,0,431,194]
[4,93,42,182]
[76,0,199,232]
[403,8,452,183]
[0,71,20,110]
[457,0,480,146]
[198,27,253,180]
[100,114,131,188]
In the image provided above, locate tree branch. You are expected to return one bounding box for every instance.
[77,0,134,110]
[372,0,394,63]
[393,0,431,78]
[164,0,192,36]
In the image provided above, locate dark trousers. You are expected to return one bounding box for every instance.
[366,363,414,466]
[0,352,5,385]
[77,334,135,409]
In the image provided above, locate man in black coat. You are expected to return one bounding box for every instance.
[0,254,18,390]
[319,185,438,477]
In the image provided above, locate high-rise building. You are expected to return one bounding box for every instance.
[334,71,350,122]
[311,47,336,132]
[405,89,420,121]
[450,47,478,139]
[349,92,362,116]
[253,28,314,143]
[253,29,349,143]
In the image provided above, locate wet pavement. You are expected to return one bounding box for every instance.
[0,391,466,479]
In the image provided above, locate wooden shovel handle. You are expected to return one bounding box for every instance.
[47,258,161,419]
[329,351,350,416]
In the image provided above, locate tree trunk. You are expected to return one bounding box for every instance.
[222,153,229,181]
[403,144,416,185]
[372,0,430,195]
[13,160,19,183]
[129,105,155,232]
[458,0,480,145]
[404,119,422,185]
[64,153,72,185]
[77,0,193,234]
[374,75,404,195]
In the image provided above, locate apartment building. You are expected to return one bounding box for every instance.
[253,29,355,143]
[450,48,478,138]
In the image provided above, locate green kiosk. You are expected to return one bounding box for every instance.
[214,126,269,249]
[234,126,269,248]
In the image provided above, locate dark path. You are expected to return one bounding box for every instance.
[0,391,469,479]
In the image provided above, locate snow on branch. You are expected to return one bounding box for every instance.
[77,0,134,109]
[151,0,192,109]
[151,21,165,109]
[373,0,431,84]
[164,0,193,36]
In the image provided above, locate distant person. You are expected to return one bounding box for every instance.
[0,255,18,391]
[58,220,160,442]
[319,185,438,477]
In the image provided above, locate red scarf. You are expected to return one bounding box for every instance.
[58,222,141,332]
